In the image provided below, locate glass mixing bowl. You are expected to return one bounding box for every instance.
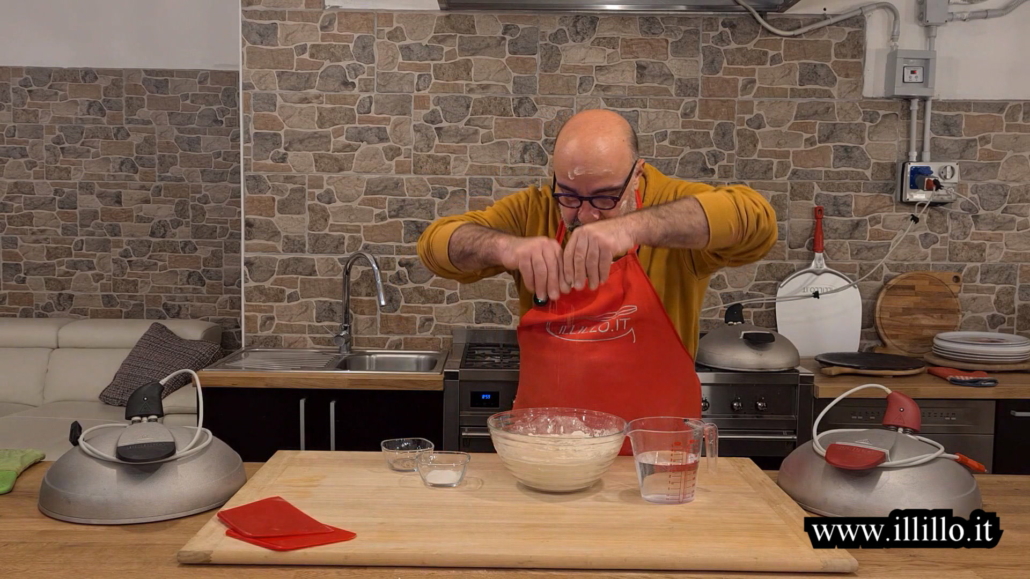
[487,407,626,493]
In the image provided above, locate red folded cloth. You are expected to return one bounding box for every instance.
[218,496,356,551]
[928,367,997,387]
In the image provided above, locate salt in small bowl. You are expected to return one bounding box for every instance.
[416,451,470,488]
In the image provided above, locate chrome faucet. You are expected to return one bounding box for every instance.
[335,252,387,355]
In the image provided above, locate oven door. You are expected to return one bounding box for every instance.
[715,430,797,470]
[459,426,496,453]
[717,430,797,457]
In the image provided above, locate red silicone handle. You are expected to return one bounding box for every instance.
[825,443,887,470]
[955,453,987,473]
[882,392,922,432]
[813,206,824,254]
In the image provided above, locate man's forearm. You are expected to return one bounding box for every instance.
[447,223,513,271]
[623,196,711,249]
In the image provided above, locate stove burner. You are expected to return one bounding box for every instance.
[462,343,520,370]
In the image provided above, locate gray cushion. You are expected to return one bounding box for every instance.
[0,348,51,406]
[162,386,198,415]
[0,402,33,419]
[59,319,221,348]
[43,348,132,404]
[0,415,122,460]
[99,323,222,406]
[0,318,74,348]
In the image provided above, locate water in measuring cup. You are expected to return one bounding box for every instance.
[634,450,699,504]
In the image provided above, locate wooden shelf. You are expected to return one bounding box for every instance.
[803,359,1030,399]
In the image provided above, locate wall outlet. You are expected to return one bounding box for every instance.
[898,162,960,204]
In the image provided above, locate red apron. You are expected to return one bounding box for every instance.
[512,190,703,455]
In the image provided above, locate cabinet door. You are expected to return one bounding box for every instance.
[204,388,330,462]
[326,390,444,452]
[994,400,1030,475]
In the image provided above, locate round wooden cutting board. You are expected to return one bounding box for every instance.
[875,271,962,356]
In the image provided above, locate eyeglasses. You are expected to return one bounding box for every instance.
[551,159,639,211]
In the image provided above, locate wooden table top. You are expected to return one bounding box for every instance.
[802,359,1030,399]
[2,461,1027,578]
[2,457,1030,572]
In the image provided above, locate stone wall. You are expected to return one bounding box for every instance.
[241,0,1030,350]
[0,67,243,350]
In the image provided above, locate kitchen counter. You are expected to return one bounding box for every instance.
[2,461,1027,578]
[197,348,446,391]
[197,368,444,391]
[803,359,1030,399]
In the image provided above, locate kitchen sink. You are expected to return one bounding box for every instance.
[332,351,444,373]
[205,348,447,374]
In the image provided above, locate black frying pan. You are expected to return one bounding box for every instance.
[815,352,927,377]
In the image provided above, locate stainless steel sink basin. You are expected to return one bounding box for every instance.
[206,348,446,374]
[332,351,444,373]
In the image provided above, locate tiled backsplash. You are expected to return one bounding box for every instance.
[0,67,243,350]
[232,3,1028,350]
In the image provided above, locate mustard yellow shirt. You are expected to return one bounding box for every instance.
[416,163,778,357]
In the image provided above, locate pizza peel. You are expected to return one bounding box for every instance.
[775,206,862,357]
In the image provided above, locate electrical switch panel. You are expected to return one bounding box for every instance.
[898,162,960,204]
[885,49,936,98]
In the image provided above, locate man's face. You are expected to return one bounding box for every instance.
[552,159,640,231]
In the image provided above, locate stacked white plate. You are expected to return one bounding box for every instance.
[932,331,1030,364]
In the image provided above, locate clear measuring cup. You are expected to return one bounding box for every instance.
[626,417,718,505]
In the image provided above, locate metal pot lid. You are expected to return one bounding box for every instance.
[777,430,982,518]
[696,304,801,372]
[38,425,247,525]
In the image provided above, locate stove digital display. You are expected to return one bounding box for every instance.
[470,391,499,408]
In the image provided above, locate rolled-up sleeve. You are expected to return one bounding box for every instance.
[417,187,535,284]
[689,184,778,277]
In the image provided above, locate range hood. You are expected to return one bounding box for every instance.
[438,0,801,12]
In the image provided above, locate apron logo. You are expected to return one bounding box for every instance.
[545,306,638,343]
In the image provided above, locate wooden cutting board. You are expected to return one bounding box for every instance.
[875,271,962,356]
[178,451,857,574]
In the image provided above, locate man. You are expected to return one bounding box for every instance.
[418,109,777,440]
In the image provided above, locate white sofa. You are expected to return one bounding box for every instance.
[0,318,221,459]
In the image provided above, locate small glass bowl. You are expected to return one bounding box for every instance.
[381,438,434,472]
[416,451,471,488]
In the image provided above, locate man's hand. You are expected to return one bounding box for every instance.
[562,219,636,291]
[501,236,571,302]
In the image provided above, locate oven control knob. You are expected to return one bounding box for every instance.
[701,398,710,411]
[755,399,768,412]
[731,398,743,412]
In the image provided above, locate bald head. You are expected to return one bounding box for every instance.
[554,109,638,167]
